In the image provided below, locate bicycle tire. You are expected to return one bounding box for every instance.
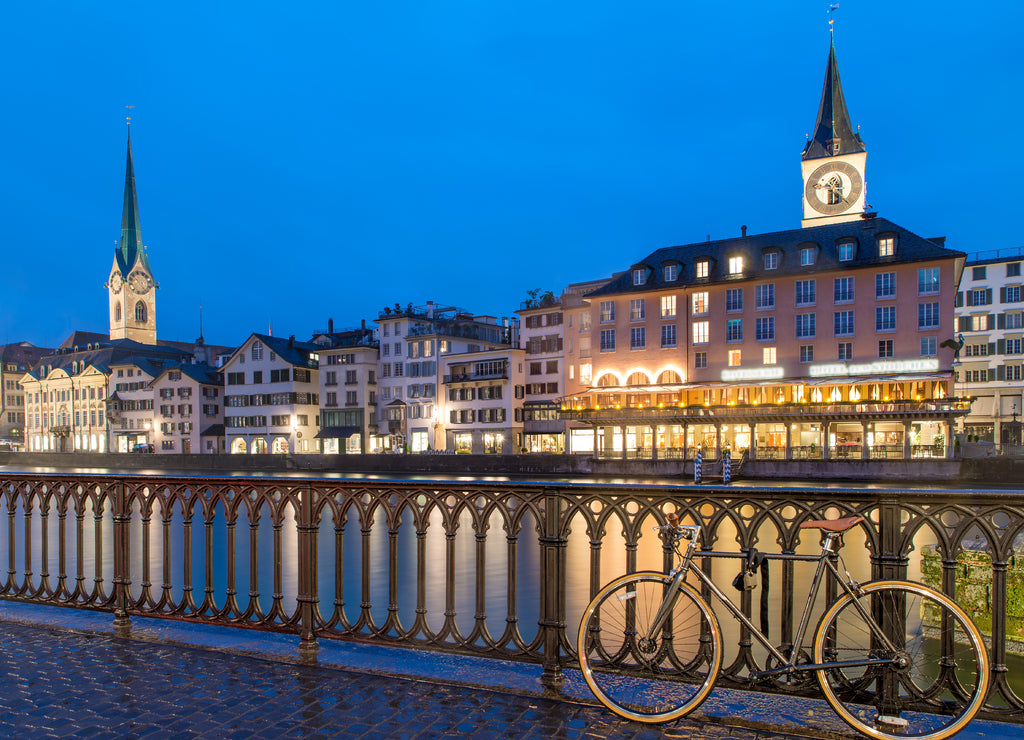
[812,580,990,740]
[577,572,722,723]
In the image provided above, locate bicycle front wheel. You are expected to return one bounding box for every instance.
[813,580,990,740]
[577,572,722,723]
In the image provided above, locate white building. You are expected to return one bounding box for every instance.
[311,321,377,454]
[955,248,1024,449]
[151,363,224,454]
[374,301,519,452]
[222,334,320,454]
[443,346,526,454]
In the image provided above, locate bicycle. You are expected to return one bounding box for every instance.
[577,513,990,740]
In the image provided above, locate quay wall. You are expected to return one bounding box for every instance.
[0,450,992,482]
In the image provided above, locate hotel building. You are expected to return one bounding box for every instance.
[559,40,970,461]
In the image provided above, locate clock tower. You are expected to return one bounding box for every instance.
[801,39,867,227]
[107,128,158,344]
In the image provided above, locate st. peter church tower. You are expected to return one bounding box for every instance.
[106,129,158,343]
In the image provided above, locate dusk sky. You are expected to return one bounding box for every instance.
[2,2,1019,350]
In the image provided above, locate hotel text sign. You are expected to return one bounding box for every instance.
[808,359,940,378]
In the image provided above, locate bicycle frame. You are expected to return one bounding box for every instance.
[645,524,903,680]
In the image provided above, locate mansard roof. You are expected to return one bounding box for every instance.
[586,217,964,299]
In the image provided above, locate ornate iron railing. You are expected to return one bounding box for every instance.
[0,472,1021,722]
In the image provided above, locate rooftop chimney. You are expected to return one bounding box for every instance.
[426,300,435,319]
[741,225,747,237]
[328,318,334,334]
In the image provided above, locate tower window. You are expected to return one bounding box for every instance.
[115,302,122,322]
[135,301,147,323]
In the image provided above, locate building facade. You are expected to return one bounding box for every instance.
[312,322,377,454]
[955,248,1024,449]
[151,363,224,454]
[559,40,970,461]
[374,302,518,452]
[0,342,50,448]
[223,334,320,454]
[443,346,525,454]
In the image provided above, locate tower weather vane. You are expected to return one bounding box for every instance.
[828,3,839,35]
[125,104,134,126]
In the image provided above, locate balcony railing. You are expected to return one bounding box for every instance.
[443,369,509,384]
[0,473,1019,722]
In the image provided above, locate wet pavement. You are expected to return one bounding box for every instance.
[0,603,1018,739]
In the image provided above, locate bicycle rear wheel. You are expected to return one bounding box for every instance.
[813,581,989,740]
[577,572,722,723]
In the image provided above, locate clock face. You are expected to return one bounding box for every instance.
[805,160,864,215]
[128,271,152,294]
[109,272,123,294]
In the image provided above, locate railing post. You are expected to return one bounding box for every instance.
[111,480,130,628]
[296,484,319,658]
[538,487,566,692]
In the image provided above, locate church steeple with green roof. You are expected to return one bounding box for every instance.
[107,125,158,344]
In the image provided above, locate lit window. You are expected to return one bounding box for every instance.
[970,315,987,331]
[696,261,709,278]
[664,264,678,282]
[800,247,815,266]
[630,299,645,321]
[692,321,709,344]
[763,252,778,270]
[878,236,896,257]
[762,347,776,365]
[728,256,744,275]
[838,242,855,261]
[660,295,676,318]
[728,350,741,367]
[600,301,615,323]
[692,292,709,315]
[632,268,646,286]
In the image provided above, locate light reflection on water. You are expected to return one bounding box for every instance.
[1,479,1017,698]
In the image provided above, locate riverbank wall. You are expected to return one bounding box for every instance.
[2,450,1013,483]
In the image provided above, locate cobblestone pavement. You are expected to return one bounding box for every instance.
[0,620,810,740]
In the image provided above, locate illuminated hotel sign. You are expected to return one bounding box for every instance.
[808,359,940,378]
[721,367,786,382]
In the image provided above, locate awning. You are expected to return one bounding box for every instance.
[315,426,362,439]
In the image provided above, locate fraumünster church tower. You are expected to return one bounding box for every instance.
[106,129,158,343]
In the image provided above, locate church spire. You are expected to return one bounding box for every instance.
[115,127,151,275]
[802,39,864,161]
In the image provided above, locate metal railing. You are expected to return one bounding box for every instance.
[0,473,1021,720]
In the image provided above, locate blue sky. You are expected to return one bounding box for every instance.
[2,2,1020,350]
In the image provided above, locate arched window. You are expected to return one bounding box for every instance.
[252,437,268,454]
[657,370,682,384]
[626,371,650,386]
[596,373,620,387]
[230,438,247,454]
[135,301,147,323]
[271,437,289,454]
[115,302,122,322]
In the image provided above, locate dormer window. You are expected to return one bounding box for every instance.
[632,268,647,286]
[696,260,709,279]
[728,256,744,275]
[800,247,816,266]
[663,263,678,282]
[763,252,778,270]
[878,236,896,257]
[838,241,855,262]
